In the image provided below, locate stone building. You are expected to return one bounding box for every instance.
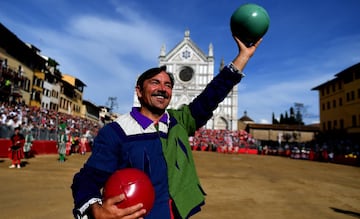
[238,111,319,143]
[312,62,360,141]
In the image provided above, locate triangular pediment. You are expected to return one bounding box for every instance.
[164,38,207,63]
[172,53,183,61]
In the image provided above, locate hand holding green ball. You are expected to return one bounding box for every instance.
[230,3,270,47]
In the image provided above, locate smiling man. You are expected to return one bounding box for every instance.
[71,36,261,219]
[135,65,174,120]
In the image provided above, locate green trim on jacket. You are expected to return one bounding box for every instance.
[161,105,205,218]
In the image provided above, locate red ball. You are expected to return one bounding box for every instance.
[103,168,155,215]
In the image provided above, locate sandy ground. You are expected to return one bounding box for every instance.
[0,151,359,219]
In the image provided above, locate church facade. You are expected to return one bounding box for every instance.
[136,30,239,131]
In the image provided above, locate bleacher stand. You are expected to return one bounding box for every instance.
[0,102,100,158]
[190,128,258,154]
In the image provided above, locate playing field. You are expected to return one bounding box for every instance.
[0,151,359,219]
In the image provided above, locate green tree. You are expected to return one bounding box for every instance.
[272,112,279,124]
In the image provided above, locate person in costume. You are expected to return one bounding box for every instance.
[9,127,25,168]
[57,128,67,162]
[78,135,87,155]
[23,126,34,159]
[71,36,261,219]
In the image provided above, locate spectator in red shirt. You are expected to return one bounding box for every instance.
[9,127,25,168]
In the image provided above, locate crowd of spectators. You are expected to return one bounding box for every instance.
[0,101,100,146]
[190,128,359,166]
[190,128,257,153]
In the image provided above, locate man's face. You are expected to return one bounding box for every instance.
[136,71,173,115]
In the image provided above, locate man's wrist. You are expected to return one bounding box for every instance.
[90,202,103,218]
[75,198,102,218]
[228,62,245,78]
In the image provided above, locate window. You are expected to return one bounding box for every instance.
[352,115,357,127]
[327,121,332,130]
[340,119,344,129]
[179,66,194,82]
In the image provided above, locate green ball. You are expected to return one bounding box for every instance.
[230,3,270,46]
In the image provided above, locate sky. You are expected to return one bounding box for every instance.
[1,0,360,125]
